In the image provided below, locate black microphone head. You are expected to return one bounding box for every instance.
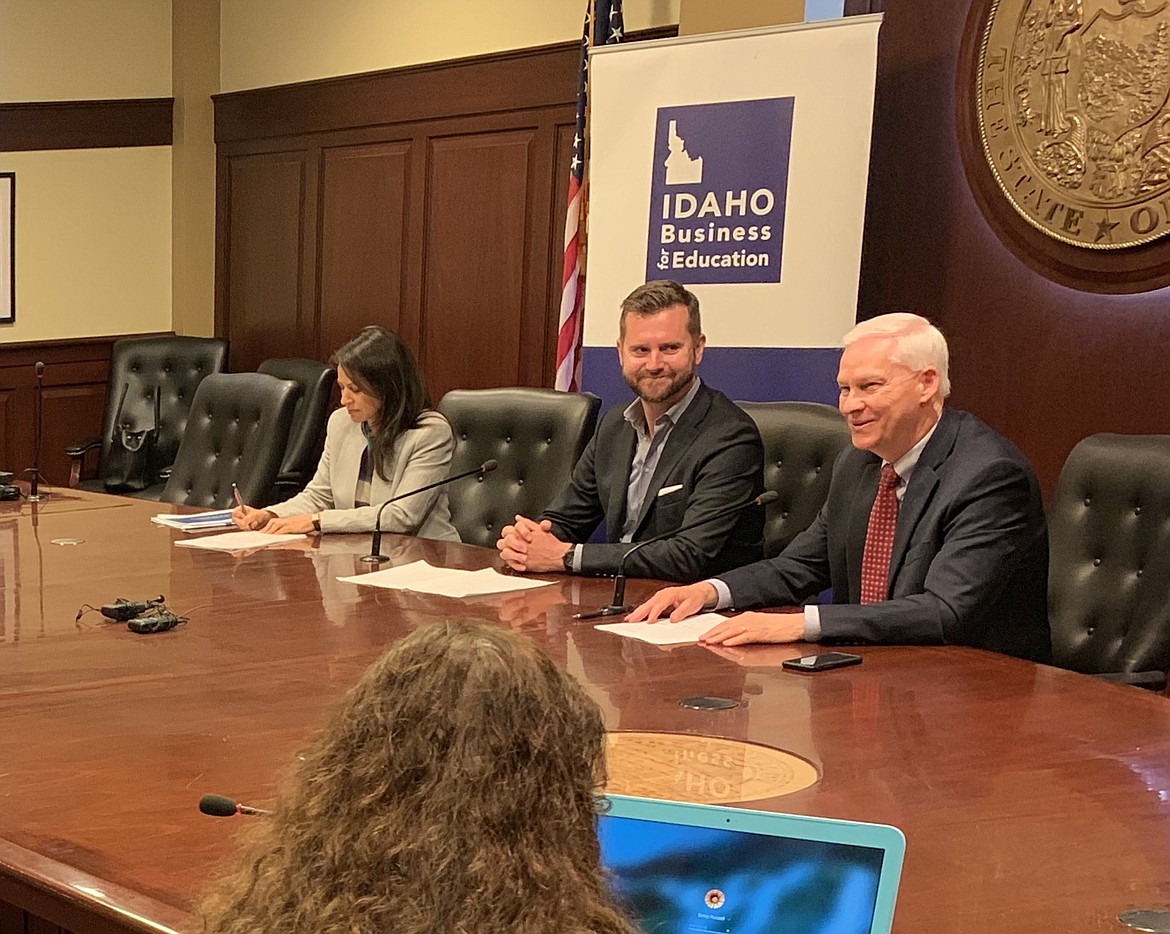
[480,459,498,473]
[757,491,780,506]
[34,361,44,377]
[199,794,239,817]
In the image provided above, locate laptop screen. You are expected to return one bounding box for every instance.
[598,795,904,934]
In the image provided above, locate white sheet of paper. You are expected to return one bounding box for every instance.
[595,612,730,645]
[338,560,556,598]
[174,531,307,552]
[339,559,432,586]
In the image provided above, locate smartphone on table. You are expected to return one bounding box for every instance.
[782,652,862,672]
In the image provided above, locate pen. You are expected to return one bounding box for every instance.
[232,483,246,509]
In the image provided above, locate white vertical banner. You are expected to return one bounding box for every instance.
[583,16,881,352]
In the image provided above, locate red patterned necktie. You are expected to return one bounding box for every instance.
[860,464,900,605]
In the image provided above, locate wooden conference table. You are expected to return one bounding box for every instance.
[1,489,1168,933]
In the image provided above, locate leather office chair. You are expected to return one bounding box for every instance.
[437,388,602,547]
[160,373,300,509]
[257,358,335,499]
[737,401,851,557]
[67,335,229,498]
[1048,433,1170,690]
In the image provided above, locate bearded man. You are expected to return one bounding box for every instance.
[497,280,765,581]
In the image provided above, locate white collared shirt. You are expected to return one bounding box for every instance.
[570,377,702,571]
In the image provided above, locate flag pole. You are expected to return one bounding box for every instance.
[579,0,597,279]
[555,0,622,392]
[573,0,598,391]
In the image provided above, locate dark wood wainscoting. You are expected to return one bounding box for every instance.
[0,336,165,489]
[213,32,674,399]
[0,99,173,152]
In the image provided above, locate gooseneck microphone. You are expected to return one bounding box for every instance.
[362,459,498,564]
[198,794,273,817]
[574,490,779,620]
[26,361,46,501]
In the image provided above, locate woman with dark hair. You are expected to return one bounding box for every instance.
[232,326,459,539]
[197,620,638,934]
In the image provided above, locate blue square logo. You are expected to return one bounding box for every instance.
[646,98,794,285]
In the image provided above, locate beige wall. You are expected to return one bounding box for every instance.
[0,149,172,343]
[220,0,680,92]
[0,0,173,344]
[0,0,171,101]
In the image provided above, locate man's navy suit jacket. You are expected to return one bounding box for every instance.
[717,407,1051,662]
[542,382,764,582]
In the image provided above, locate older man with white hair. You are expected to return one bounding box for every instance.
[629,313,1051,662]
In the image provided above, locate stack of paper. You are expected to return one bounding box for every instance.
[174,531,307,551]
[338,560,556,598]
[152,510,237,533]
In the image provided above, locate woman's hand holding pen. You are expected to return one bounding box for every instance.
[231,504,277,530]
[230,483,276,530]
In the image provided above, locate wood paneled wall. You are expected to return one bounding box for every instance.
[0,338,129,489]
[858,0,1170,495]
[212,38,640,398]
[213,3,1169,495]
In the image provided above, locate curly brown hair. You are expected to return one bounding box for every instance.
[197,620,637,934]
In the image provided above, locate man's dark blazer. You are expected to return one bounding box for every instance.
[716,408,1051,662]
[541,381,764,582]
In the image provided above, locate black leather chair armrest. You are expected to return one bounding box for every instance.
[1093,671,1167,691]
[65,436,102,458]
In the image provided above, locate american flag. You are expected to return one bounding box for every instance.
[555,0,624,392]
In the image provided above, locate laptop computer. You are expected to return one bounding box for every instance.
[598,794,905,934]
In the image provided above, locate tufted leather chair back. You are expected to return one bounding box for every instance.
[1048,433,1170,688]
[99,336,229,490]
[257,358,336,493]
[160,373,300,509]
[437,388,602,547]
[736,401,852,558]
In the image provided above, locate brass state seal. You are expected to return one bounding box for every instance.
[978,0,1170,248]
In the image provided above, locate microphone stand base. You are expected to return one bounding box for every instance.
[360,554,389,565]
[24,470,48,501]
[573,604,633,621]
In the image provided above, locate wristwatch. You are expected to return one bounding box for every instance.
[562,545,575,572]
[311,513,322,532]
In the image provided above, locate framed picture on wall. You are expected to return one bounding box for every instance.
[0,173,12,323]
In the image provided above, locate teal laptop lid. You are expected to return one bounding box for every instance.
[599,794,905,934]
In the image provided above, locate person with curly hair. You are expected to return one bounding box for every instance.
[197,620,638,934]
